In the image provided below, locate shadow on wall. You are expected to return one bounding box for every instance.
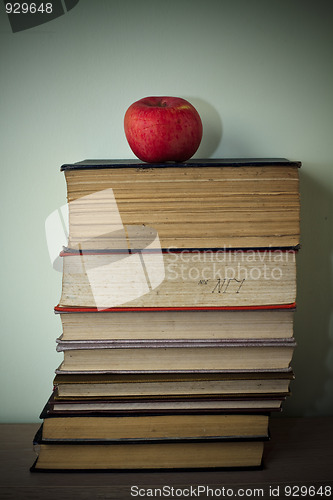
[283,167,333,416]
[185,97,223,158]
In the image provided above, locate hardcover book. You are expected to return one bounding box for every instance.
[36,412,270,441]
[53,370,294,399]
[56,307,295,341]
[60,158,301,250]
[43,389,288,414]
[55,338,296,373]
[57,248,297,310]
[31,439,267,471]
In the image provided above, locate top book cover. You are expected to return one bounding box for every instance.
[60,158,301,251]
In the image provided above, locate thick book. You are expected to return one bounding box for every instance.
[55,338,296,373]
[53,370,294,399]
[31,440,266,471]
[35,412,270,442]
[56,307,295,341]
[60,158,301,250]
[56,248,297,310]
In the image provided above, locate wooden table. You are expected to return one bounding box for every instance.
[0,417,332,499]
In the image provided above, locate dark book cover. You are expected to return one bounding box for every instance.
[61,158,302,171]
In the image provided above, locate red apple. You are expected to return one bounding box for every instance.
[124,96,203,163]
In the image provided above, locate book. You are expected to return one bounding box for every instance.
[56,306,295,341]
[60,158,301,250]
[36,412,270,441]
[31,439,266,470]
[56,248,297,310]
[55,338,296,373]
[43,394,287,414]
[45,383,294,415]
[53,371,294,399]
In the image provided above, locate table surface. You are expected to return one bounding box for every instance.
[0,417,332,499]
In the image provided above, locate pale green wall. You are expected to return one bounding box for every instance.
[0,0,332,422]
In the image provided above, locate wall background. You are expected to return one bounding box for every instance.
[0,0,332,422]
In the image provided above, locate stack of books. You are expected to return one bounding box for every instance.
[32,158,301,471]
